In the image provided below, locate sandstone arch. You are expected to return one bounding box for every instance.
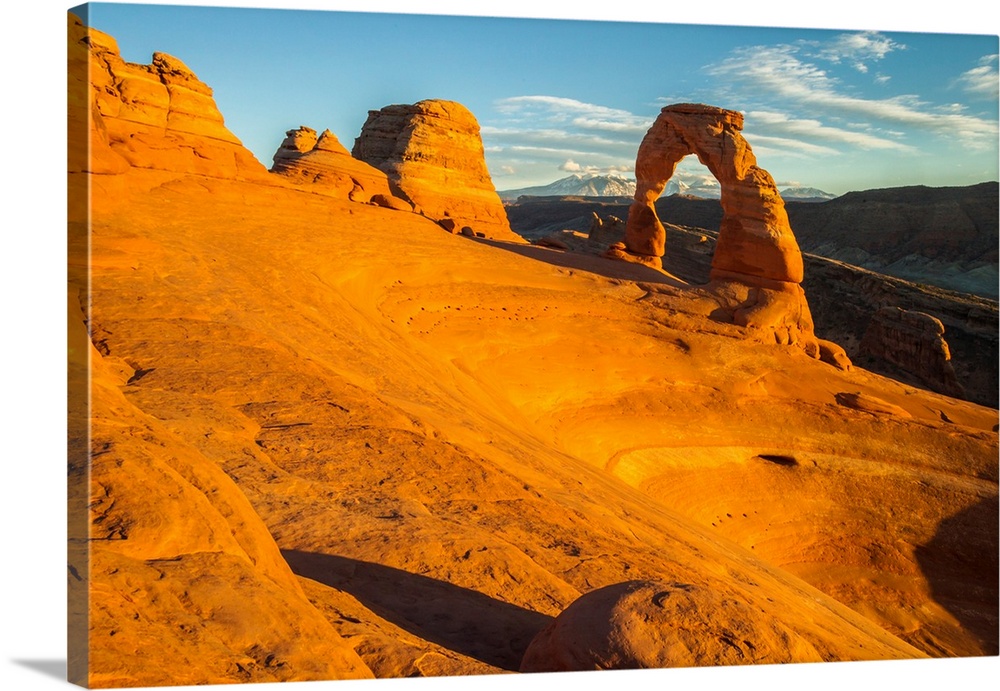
[618,104,820,354]
[624,103,803,286]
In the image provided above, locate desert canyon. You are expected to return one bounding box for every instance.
[68,12,998,688]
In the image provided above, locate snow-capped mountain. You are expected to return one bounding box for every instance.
[498,174,636,200]
[664,177,721,199]
[499,174,835,203]
[779,187,838,201]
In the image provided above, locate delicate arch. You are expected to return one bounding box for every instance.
[623,104,804,288]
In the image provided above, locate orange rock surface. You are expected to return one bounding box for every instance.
[270,126,397,203]
[353,99,523,241]
[69,14,998,688]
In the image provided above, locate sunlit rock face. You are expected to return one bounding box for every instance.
[619,103,817,353]
[72,14,268,180]
[352,99,523,241]
[519,579,824,672]
[270,126,397,203]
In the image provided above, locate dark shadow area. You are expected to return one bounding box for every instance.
[282,549,553,671]
[754,454,798,467]
[11,659,67,681]
[470,237,689,290]
[915,495,999,654]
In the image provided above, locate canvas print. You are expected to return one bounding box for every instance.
[67,1,999,688]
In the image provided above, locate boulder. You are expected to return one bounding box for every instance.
[818,339,853,371]
[371,193,414,212]
[835,392,912,418]
[270,126,397,203]
[520,580,822,672]
[587,212,626,247]
[353,100,523,242]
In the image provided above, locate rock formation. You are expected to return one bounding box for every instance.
[69,13,1000,688]
[352,100,522,241]
[587,211,626,247]
[71,14,267,181]
[616,104,817,352]
[788,182,1000,299]
[859,307,965,399]
[270,126,396,203]
[520,580,823,672]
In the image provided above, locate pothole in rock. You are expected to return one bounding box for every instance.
[754,454,798,467]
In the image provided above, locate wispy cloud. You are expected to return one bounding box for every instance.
[560,159,633,175]
[483,97,650,180]
[709,43,999,150]
[813,30,905,73]
[745,110,914,152]
[494,96,651,136]
[955,54,1000,100]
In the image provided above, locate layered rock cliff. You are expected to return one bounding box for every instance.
[71,14,268,181]
[353,100,522,241]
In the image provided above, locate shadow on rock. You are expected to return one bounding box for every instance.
[915,494,999,654]
[282,549,553,671]
[472,237,689,289]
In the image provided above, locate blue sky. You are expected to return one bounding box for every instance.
[77,1,999,195]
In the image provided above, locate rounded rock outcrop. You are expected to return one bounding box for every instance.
[352,99,523,242]
[519,580,822,672]
[270,126,397,203]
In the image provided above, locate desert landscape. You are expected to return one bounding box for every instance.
[67,7,998,689]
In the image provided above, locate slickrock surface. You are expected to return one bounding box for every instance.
[70,15,998,688]
[353,99,522,241]
[270,126,396,203]
[517,205,996,408]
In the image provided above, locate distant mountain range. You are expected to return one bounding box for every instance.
[500,174,836,202]
[498,174,635,200]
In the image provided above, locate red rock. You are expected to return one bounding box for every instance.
[75,15,267,181]
[835,392,912,418]
[371,193,414,212]
[623,104,817,352]
[859,307,964,398]
[520,580,822,672]
[353,100,523,242]
[627,104,803,284]
[818,339,853,371]
[271,126,397,203]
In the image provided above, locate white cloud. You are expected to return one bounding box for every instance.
[491,96,652,138]
[815,30,904,72]
[745,110,914,151]
[482,97,651,183]
[955,54,999,99]
[709,45,999,150]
